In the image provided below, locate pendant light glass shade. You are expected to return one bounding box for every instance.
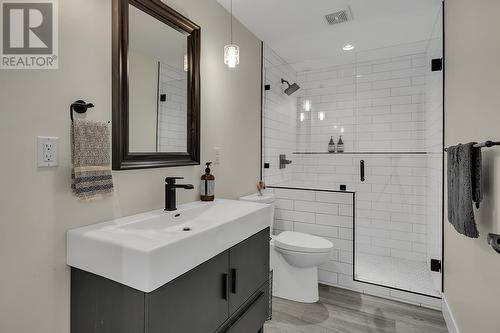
[224,0,239,68]
[224,44,240,68]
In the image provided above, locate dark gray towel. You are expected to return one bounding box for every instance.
[447,143,481,238]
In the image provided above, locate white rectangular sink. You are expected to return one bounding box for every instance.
[67,199,272,292]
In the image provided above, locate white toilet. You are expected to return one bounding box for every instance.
[240,192,333,303]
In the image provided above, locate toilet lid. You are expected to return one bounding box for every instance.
[274,231,333,253]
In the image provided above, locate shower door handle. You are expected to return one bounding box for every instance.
[360,160,365,182]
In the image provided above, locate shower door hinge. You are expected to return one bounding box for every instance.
[430,259,441,272]
[264,84,271,91]
[431,58,443,72]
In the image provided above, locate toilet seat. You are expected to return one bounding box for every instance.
[274,231,333,253]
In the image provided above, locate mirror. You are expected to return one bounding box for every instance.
[112,0,200,170]
[128,4,187,153]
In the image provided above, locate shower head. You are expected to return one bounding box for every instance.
[281,78,300,96]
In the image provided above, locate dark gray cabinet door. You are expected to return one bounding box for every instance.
[229,228,270,314]
[71,269,145,333]
[147,250,229,333]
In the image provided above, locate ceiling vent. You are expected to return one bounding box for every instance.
[324,7,353,25]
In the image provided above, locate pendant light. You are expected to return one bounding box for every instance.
[224,0,239,68]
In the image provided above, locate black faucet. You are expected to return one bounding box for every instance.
[165,177,194,211]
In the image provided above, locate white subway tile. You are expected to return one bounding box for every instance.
[372,60,411,73]
[274,188,315,201]
[315,191,354,204]
[372,96,412,107]
[295,200,339,214]
[320,261,352,275]
[293,222,339,238]
[372,78,411,90]
[339,204,354,216]
[274,209,315,223]
[274,199,294,210]
[316,213,353,228]
[339,250,353,264]
[274,219,294,231]
[339,227,354,240]
[318,270,338,285]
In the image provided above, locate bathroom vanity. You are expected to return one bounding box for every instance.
[67,199,272,333]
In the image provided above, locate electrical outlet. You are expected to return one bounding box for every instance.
[37,136,58,167]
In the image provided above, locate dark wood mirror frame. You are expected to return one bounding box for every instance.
[112,0,201,170]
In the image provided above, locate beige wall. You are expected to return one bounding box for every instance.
[444,0,500,332]
[129,50,158,152]
[0,0,261,332]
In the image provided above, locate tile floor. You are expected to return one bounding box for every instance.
[264,285,448,333]
[355,253,440,297]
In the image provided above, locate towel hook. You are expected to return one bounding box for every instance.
[70,100,94,122]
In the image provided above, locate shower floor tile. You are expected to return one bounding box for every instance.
[355,253,440,297]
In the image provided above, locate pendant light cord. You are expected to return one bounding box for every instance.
[230,0,233,44]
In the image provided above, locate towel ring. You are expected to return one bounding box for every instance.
[70,100,94,122]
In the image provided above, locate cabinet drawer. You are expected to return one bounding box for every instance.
[226,281,269,333]
[229,228,270,314]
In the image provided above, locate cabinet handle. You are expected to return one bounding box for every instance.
[222,273,228,300]
[360,160,365,182]
[231,269,237,294]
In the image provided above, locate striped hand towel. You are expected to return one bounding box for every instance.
[71,119,114,200]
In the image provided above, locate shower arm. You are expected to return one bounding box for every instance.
[281,78,291,86]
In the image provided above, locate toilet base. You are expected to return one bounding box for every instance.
[271,249,320,303]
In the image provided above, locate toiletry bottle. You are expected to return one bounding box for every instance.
[328,136,336,153]
[337,136,344,153]
[257,180,266,196]
[200,162,215,201]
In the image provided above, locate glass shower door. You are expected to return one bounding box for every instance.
[353,20,443,297]
[353,154,441,297]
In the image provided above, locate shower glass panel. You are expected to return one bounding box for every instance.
[261,3,443,299]
[262,44,299,186]
[353,15,443,297]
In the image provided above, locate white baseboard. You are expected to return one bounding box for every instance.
[442,295,459,333]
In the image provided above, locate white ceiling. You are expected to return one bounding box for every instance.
[216,0,442,71]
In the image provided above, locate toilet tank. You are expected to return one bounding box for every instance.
[239,192,275,235]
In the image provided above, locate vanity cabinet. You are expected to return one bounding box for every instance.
[228,228,270,315]
[71,228,270,333]
[148,251,230,333]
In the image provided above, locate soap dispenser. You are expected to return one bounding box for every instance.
[200,162,215,201]
[337,135,344,153]
[328,136,336,153]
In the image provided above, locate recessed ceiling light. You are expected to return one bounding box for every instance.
[343,43,354,51]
